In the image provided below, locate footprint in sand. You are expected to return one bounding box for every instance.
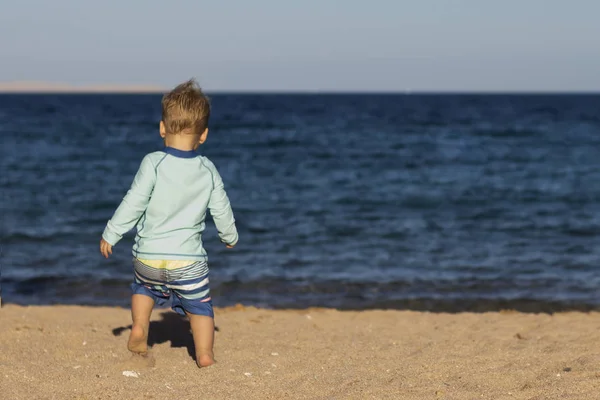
[118,352,156,370]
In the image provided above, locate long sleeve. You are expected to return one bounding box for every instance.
[207,163,238,246]
[102,155,156,246]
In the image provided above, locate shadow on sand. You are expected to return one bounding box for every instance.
[112,311,219,361]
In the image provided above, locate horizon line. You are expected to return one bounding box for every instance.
[0,82,599,95]
[1,90,599,95]
[1,81,600,95]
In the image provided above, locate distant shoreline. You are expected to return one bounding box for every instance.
[0,81,166,94]
[0,82,599,94]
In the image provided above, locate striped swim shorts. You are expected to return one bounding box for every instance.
[131,258,213,318]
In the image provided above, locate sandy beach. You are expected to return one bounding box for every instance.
[0,305,598,399]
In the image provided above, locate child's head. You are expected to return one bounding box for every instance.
[160,79,211,149]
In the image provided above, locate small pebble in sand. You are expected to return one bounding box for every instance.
[73,366,81,369]
[271,363,277,368]
[271,352,279,356]
[82,341,87,346]
[122,371,140,378]
[264,371,271,375]
[563,367,572,372]
[306,315,312,320]
[230,369,235,372]
[556,373,561,377]
[244,372,252,377]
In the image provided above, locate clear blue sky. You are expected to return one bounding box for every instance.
[0,0,598,91]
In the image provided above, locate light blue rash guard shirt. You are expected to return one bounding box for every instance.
[102,147,238,261]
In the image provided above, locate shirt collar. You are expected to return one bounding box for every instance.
[164,147,197,159]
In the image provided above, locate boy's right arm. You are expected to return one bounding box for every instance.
[102,155,157,248]
[207,162,238,247]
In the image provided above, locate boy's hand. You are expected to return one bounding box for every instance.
[100,239,113,258]
[226,244,234,249]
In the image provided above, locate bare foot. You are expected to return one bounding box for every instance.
[127,324,148,354]
[196,352,216,368]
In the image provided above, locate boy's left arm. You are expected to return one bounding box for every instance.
[101,155,157,253]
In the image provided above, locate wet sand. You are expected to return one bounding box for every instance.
[1,305,599,399]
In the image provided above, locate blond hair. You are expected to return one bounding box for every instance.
[161,79,210,135]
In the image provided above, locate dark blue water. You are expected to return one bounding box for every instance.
[2,94,600,312]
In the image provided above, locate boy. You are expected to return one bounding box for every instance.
[100,79,238,368]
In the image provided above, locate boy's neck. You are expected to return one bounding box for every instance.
[165,143,197,151]
[164,137,199,152]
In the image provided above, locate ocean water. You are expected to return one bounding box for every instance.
[1,94,600,312]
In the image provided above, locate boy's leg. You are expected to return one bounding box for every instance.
[186,312,215,367]
[128,294,155,354]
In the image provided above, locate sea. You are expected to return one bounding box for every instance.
[1,93,600,312]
